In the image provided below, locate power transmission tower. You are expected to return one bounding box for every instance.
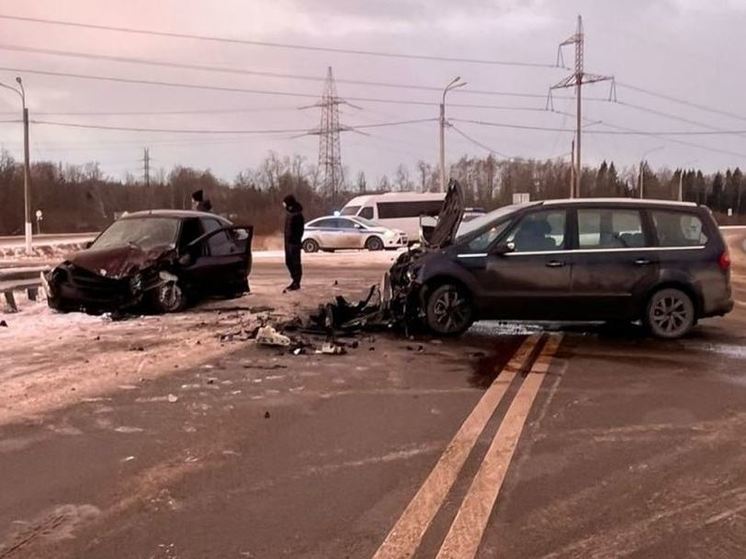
[143,147,150,187]
[301,67,358,207]
[549,15,614,198]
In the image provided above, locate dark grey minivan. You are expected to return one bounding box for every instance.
[393,182,733,338]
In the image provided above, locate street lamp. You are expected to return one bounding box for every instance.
[0,76,32,252]
[638,146,664,199]
[439,76,467,191]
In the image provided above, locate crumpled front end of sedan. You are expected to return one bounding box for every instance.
[44,246,178,315]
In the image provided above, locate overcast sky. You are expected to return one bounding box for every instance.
[0,0,744,184]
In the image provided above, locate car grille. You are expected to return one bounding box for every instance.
[65,265,130,302]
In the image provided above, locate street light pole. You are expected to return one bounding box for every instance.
[439,77,467,192]
[638,146,664,199]
[0,76,32,252]
[19,78,32,253]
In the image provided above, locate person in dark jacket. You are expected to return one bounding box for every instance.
[191,190,213,212]
[283,194,305,291]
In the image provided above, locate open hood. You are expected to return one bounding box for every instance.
[423,179,465,248]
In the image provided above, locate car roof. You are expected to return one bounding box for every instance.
[121,209,229,220]
[541,198,698,208]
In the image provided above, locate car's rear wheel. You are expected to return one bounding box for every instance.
[303,239,319,253]
[151,281,187,313]
[425,284,474,336]
[365,236,384,251]
[645,287,695,339]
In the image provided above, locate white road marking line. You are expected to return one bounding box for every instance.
[372,334,542,559]
[435,334,563,559]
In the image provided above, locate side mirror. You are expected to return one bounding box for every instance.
[85,241,93,249]
[492,241,515,256]
[354,224,363,229]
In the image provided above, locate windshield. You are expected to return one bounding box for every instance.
[456,203,534,239]
[92,217,180,251]
[351,216,380,228]
[340,205,360,216]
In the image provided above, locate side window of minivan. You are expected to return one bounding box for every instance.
[577,209,645,249]
[506,210,566,253]
[359,206,374,220]
[651,211,708,247]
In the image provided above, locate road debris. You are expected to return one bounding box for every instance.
[256,325,291,347]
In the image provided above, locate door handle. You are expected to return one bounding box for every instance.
[634,258,652,266]
[546,260,566,268]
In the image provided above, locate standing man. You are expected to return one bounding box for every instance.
[191,190,213,212]
[283,194,304,292]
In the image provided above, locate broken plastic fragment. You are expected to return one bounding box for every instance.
[255,325,291,347]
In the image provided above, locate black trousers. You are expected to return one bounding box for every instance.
[284,243,302,285]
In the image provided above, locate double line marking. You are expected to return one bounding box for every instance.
[373,333,562,559]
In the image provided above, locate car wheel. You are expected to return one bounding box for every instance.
[303,239,319,253]
[645,288,695,339]
[365,236,384,251]
[151,281,187,313]
[425,284,474,336]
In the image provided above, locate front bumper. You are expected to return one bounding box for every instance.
[45,264,160,314]
[384,234,408,248]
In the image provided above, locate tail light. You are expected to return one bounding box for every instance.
[719,250,731,272]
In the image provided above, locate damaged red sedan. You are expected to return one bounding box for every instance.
[44,210,253,314]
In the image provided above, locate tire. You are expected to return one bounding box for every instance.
[151,281,187,313]
[303,239,320,253]
[645,287,695,339]
[365,236,384,251]
[425,284,474,336]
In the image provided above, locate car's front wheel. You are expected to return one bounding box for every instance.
[151,280,187,313]
[303,239,320,253]
[645,287,695,339]
[425,284,474,336]
[365,236,384,251]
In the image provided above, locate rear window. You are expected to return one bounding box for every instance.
[651,211,708,247]
[377,200,443,219]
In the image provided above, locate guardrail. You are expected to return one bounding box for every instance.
[0,266,49,312]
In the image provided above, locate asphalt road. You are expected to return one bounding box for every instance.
[1,249,745,558]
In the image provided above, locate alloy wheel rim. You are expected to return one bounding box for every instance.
[433,288,469,332]
[652,294,689,335]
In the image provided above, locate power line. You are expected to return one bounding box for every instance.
[550,108,746,160]
[0,43,568,98]
[449,125,509,158]
[451,117,746,137]
[0,13,559,68]
[30,117,438,135]
[0,66,564,110]
[0,106,301,117]
[617,82,746,124]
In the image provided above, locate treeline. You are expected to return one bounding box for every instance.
[1,150,744,235]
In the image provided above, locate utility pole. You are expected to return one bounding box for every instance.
[550,16,613,198]
[439,77,467,192]
[0,77,32,252]
[639,146,663,199]
[143,147,150,188]
[570,138,576,198]
[678,169,684,201]
[300,67,357,208]
[639,160,645,199]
